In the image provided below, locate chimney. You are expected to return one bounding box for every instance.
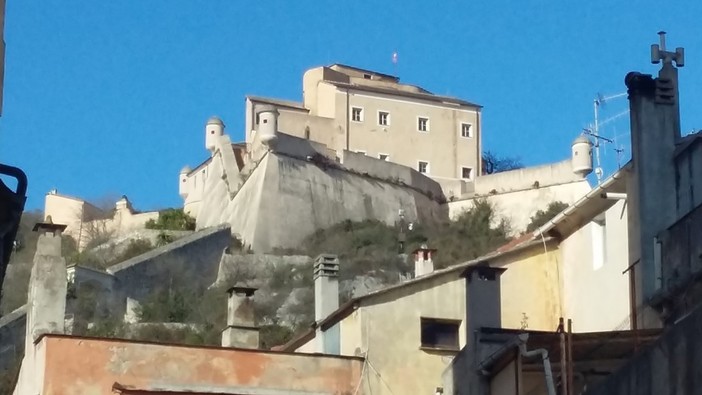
[26,219,68,343]
[221,284,259,349]
[413,244,436,277]
[626,32,684,304]
[314,254,340,354]
[463,265,506,341]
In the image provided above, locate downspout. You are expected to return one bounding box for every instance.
[345,87,350,151]
[476,109,482,175]
[518,334,556,395]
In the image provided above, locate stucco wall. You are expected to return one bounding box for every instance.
[37,335,365,395]
[337,274,467,395]
[561,200,631,332]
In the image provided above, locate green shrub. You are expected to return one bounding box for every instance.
[145,209,196,231]
[526,201,569,232]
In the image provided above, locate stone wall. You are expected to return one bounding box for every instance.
[197,147,447,253]
[107,224,231,303]
[0,304,26,371]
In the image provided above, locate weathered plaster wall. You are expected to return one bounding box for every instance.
[584,303,702,395]
[336,274,467,395]
[494,246,563,331]
[38,335,365,395]
[197,148,446,253]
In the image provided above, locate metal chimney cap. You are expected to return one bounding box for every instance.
[226,282,257,296]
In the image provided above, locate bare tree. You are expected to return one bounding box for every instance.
[482,150,524,175]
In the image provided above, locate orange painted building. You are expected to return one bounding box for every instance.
[19,334,365,395]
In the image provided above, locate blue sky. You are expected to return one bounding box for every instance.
[1,1,701,211]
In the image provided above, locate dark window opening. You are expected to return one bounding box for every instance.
[420,318,460,350]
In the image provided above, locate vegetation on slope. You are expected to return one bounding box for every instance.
[526,201,569,232]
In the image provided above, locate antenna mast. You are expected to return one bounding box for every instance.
[587,92,627,184]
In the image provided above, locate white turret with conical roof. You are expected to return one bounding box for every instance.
[206,116,225,154]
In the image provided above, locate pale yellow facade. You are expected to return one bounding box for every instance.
[292,238,618,394]
[245,64,481,181]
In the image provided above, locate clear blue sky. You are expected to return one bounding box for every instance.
[1,1,701,211]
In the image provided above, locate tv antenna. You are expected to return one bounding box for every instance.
[586,92,627,184]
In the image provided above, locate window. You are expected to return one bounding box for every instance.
[351,107,364,122]
[461,167,473,180]
[378,111,390,126]
[420,318,460,351]
[418,117,429,132]
[592,214,607,270]
[418,161,429,174]
[460,123,473,138]
[379,153,390,161]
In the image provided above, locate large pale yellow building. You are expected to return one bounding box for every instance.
[245,64,482,182]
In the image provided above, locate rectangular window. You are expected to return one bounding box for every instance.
[460,123,473,138]
[420,318,460,351]
[379,153,390,161]
[351,107,364,122]
[418,161,429,174]
[461,167,473,180]
[378,111,390,126]
[418,117,429,132]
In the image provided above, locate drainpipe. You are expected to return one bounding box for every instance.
[345,87,350,151]
[518,334,556,395]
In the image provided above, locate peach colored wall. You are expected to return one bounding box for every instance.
[39,335,364,395]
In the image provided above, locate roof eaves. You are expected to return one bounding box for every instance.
[246,95,308,111]
[531,162,632,240]
[329,81,482,109]
[280,237,552,351]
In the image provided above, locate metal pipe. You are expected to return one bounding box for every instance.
[600,192,627,200]
[518,334,556,395]
[567,319,574,395]
[559,320,568,395]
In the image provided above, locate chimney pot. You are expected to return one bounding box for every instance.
[314,254,340,354]
[222,282,259,349]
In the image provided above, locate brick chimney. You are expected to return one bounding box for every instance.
[413,244,436,277]
[314,254,340,354]
[221,284,259,349]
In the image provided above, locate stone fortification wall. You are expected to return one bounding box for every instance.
[197,150,447,253]
[448,179,591,234]
[340,150,445,200]
[474,159,582,195]
[447,159,591,234]
[107,224,231,302]
[197,131,446,253]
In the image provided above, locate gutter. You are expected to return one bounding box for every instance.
[531,162,631,239]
